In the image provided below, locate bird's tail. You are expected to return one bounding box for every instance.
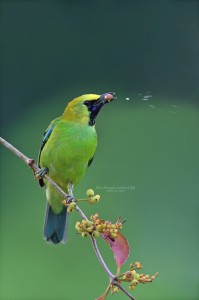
[43,203,68,244]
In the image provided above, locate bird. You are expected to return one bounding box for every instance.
[37,92,115,244]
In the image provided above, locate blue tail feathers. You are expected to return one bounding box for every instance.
[43,203,68,244]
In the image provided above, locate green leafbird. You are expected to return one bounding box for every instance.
[37,92,115,244]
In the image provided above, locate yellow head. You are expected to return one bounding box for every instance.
[63,92,115,125]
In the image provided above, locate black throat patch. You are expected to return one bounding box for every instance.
[84,100,103,126]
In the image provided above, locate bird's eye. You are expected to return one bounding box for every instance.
[84,101,90,106]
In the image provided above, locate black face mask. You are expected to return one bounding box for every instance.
[84,99,104,126]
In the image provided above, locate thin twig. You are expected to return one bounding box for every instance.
[0,137,67,199]
[0,136,136,300]
[113,281,136,300]
[91,236,115,280]
[75,203,88,220]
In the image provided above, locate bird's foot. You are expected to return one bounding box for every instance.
[67,195,76,203]
[62,195,76,207]
[36,167,49,179]
[67,182,75,202]
[62,182,75,206]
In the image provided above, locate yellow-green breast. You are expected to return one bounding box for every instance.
[39,119,97,213]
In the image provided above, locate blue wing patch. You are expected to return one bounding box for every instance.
[42,125,54,144]
[88,156,94,168]
[37,125,55,187]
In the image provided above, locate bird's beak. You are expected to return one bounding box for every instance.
[91,92,116,110]
[99,92,116,105]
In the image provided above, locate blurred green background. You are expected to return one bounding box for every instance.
[0,1,199,300]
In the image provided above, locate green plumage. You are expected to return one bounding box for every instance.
[40,117,97,214]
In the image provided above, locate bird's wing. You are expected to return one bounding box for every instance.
[88,156,94,167]
[37,125,55,187]
[38,117,61,165]
[37,117,60,187]
[38,124,55,168]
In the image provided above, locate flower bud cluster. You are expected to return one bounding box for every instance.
[121,269,140,291]
[110,285,119,294]
[129,261,143,270]
[138,272,159,284]
[90,214,123,240]
[120,261,158,291]
[75,213,123,240]
[86,189,100,204]
[75,219,99,238]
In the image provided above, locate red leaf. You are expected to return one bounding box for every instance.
[96,293,108,300]
[96,285,110,300]
[101,232,130,268]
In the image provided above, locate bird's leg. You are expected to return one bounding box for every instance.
[36,167,49,179]
[68,182,74,196]
[67,182,75,203]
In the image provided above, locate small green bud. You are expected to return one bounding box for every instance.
[131,279,138,286]
[135,273,140,280]
[129,284,135,291]
[110,232,117,239]
[85,220,93,227]
[86,189,94,197]
[75,223,81,231]
[78,227,85,233]
[92,231,100,238]
[92,195,100,202]
[86,226,94,233]
[112,287,119,293]
[88,197,95,204]
[97,225,103,232]
[69,202,76,210]
[81,232,88,238]
[110,228,118,233]
[131,270,136,277]
[88,195,100,204]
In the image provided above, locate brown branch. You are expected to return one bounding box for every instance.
[0,136,136,300]
[91,236,115,281]
[113,280,136,299]
[0,137,68,199]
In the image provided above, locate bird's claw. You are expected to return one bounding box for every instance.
[67,195,76,203]
[62,195,76,207]
[36,167,49,179]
